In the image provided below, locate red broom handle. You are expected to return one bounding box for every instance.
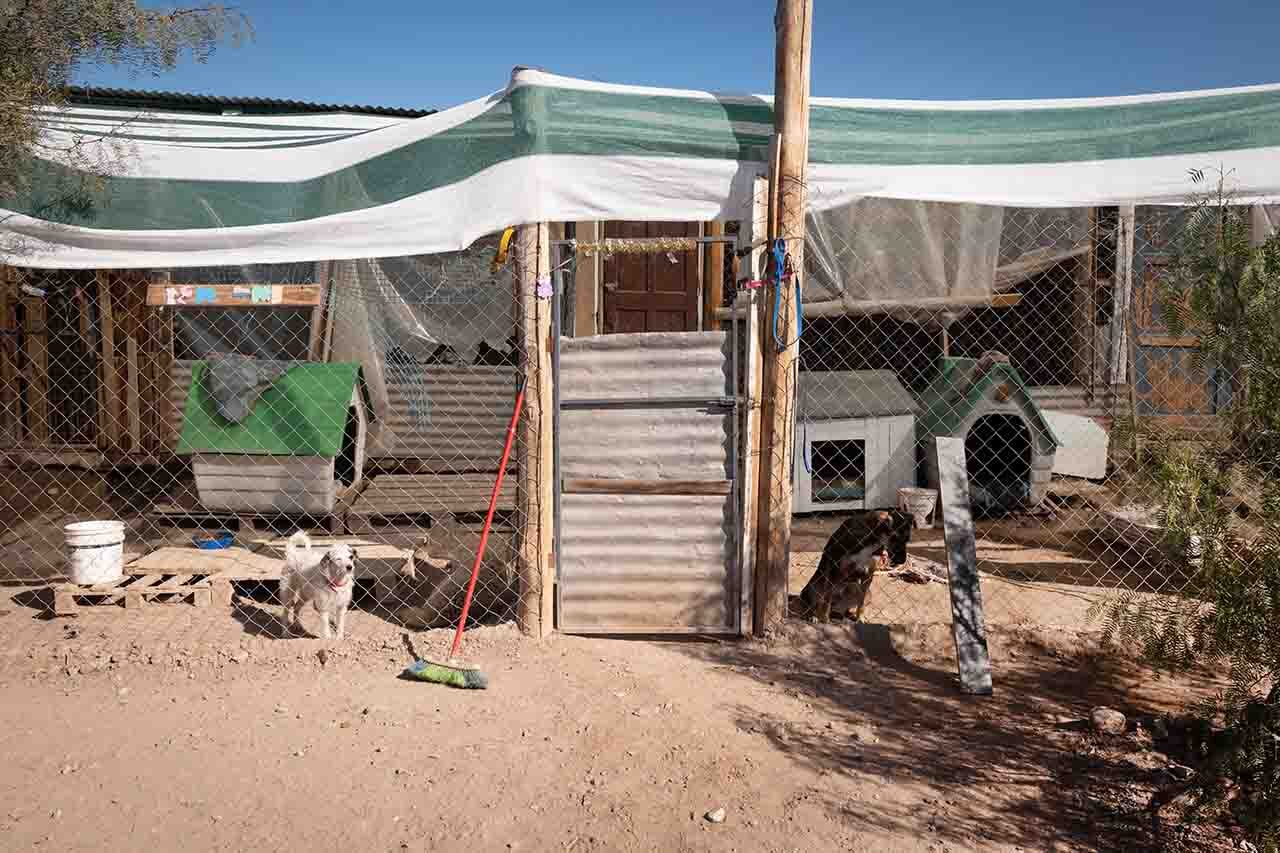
[450,382,526,659]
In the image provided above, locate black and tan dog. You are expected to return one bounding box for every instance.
[797,509,915,623]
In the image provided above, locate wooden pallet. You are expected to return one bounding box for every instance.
[54,573,213,615]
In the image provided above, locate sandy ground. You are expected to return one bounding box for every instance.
[0,598,1241,853]
[0,470,1242,851]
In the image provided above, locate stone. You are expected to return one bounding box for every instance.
[705,808,726,824]
[1090,707,1127,736]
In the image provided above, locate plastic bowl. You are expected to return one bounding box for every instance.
[193,533,234,550]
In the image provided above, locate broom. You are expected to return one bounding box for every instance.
[403,380,525,689]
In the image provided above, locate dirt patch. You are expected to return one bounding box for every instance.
[0,602,1245,853]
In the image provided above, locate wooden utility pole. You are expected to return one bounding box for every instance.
[754,0,814,633]
[514,222,555,638]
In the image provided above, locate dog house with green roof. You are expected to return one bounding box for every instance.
[176,361,371,515]
[916,355,1060,514]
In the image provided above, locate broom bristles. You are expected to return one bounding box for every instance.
[403,659,488,689]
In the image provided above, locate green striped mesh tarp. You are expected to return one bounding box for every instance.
[6,69,1280,268]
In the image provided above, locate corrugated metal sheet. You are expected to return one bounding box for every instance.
[560,408,730,480]
[1029,385,1127,419]
[375,366,516,470]
[67,86,434,117]
[559,332,730,400]
[557,331,739,633]
[798,370,918,419]
[559,494,733,631]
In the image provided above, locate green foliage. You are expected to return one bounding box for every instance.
[0,1,250,247]
[1098,172,1280,846]
[1162,168,1280,477]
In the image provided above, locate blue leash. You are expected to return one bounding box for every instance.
[769,239,803,353]
[767,239,812,474]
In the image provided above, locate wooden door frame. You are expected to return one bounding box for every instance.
[572,221,712,336]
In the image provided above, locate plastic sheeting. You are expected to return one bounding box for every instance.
[7,70,1280,269]
[329,236,513,425]
[804,200,1089,321]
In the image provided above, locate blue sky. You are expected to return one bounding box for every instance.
[81,1,1279,110]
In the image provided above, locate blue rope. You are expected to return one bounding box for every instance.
[767,239,812,474]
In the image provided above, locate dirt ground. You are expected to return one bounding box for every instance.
[0,594,1244,853]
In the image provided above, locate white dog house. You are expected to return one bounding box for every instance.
[793,370,919,513]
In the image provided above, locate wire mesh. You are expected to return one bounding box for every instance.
[781,193,1263,629]
[0,196,1267,643]
[0,235,542,644]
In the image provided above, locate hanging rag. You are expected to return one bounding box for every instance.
[205,353,292,424]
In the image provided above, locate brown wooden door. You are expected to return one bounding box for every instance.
[601,222,700,333]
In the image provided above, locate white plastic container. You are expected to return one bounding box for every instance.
[897,487,939,528]
[65,521,126,585]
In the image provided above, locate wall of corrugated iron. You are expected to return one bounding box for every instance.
[557,331,738,633]
[373,366,516,470]
[559,493,733,631]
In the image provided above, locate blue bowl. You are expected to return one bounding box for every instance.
[193,533,234,550]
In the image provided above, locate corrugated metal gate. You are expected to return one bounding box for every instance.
[555,331,744,634]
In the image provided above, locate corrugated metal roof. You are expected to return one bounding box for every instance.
[798,370,919,419]
[66,86,434,118]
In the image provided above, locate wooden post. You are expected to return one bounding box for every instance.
[95,271,120,450]
[704,221,726,331]
[0,267,19,444]
[572,221,601,337]
[22,288,50,446]
[125,336,142,451]
[514,222,555,638]
[754,0,813,633]
[308,261,331,361]
[741,178,768,635]
[1116,205,1140,453]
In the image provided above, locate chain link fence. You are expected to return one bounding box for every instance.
[0,234,545,642]
[0,199,1265,644]
[783,196,1259,630]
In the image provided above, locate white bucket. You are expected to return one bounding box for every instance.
[65,521,126,585]
[897,487,939,528]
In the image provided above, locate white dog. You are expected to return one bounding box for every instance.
[280,532,356,640]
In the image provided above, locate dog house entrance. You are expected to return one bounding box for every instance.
[965,414,1031,514]
[810,439,866,504]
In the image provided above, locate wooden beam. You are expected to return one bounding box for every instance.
[0,267,19,443]
[22,292,49,445]
[704,222,726,331]
[514,222,555,639]
[743,177,768,637]
[936,436,993,695]
[715,292,1024,322]
[125,335,142,451]
[572,221,601,337]
[146,283,323,308]
[76,283,97,446]
[308,262,330,360]
[96,271,121,450]
[1138,334,1199,348]
[754,0,813,634]
[563,479,731,496]
[1117,204,1139,457]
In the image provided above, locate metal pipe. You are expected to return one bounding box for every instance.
[551,244,564,630]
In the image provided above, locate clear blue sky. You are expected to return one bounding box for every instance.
[81,1,1280,110]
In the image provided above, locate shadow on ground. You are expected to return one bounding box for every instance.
[672,618,1231,853]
